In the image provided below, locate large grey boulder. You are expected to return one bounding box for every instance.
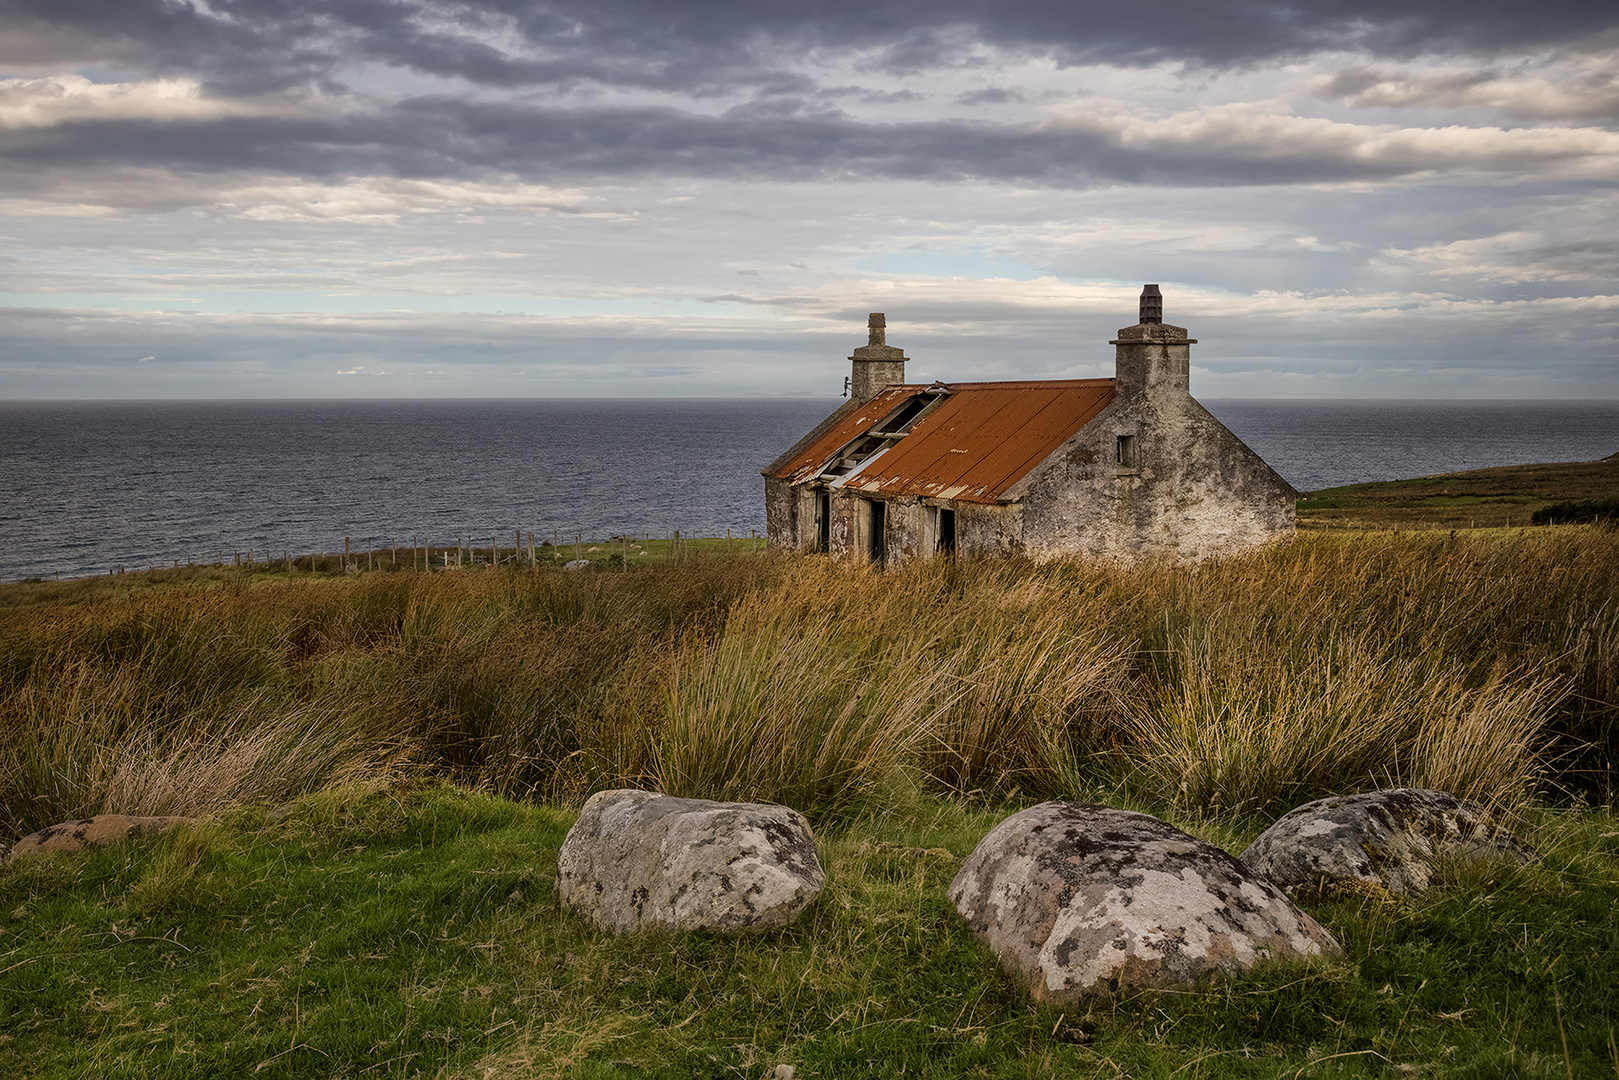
[8,815,190,860]
[556,789,824,933]
[950,802,1339,1004]
[1239,788,1538,897]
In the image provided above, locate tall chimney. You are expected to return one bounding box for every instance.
[1110,285,1194,397]
[848,312,907,403]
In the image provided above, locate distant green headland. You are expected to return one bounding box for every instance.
[1299,451,1619,531]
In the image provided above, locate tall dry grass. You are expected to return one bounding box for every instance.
[1,525,1615,836]
[915,586,1133,797]
[0,661,414,827]
[657,598,952,817]
[1123,615,1560,817]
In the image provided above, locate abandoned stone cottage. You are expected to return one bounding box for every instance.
[761,286,1296,563]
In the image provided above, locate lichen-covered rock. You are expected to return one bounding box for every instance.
[1239,788,1537,897]
[556,790,824,934]
[949,802,1338,1004]
[7,815,190,860]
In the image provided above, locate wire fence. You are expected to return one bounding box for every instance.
[98,529,768,578]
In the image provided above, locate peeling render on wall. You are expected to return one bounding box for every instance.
[762,290,1296,565]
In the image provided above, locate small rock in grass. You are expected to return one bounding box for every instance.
[1239,788,1537,897]
[949,801,1339,1005]
[8,815,191,860]
[556,790,824,934]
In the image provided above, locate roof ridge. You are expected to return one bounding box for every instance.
[890,378,1114,390]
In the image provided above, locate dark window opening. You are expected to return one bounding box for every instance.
[874,395,932,435]
[816,489,831,553]
[1116,434,1137,468]
[869,500,886,566]
[936,508,956,555]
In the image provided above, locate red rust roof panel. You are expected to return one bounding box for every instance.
[768,379,1115,504]
[844,381,1114,502]
[764,386,923,485]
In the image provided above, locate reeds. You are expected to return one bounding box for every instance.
[1,525,1615,837]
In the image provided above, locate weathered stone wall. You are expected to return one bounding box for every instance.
[884,497,925,566]
[763,477,800,551]
[829,489,860,560]
[851,355,907,404]
[957,502,1025,559]
[1010,325,1295,561]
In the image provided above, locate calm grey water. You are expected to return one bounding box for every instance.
[1,398,1615,582]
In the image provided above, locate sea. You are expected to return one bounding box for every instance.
[1,398,1616,582]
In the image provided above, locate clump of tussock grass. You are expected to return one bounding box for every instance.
[1120,615,1561,818]
[918,588,1132,799]
[3,528,1616,837]
[0,660,416,828]
[641,563,1134,813]
[0,555,782,834]
[657,594,954,819]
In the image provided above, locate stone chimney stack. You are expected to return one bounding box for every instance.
[849,312,908,403]
[1111,285,1194,397]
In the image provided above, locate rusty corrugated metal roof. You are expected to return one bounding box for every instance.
[763,385,924,486]
[764,379,1116,504]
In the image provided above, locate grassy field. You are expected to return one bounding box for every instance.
[2,519,1618,1076]
[2,782,1615,1078]
[1297,453,1618,532]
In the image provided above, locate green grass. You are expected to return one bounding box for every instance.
[2,782,1615,1078]
[3,528,1618,1075]
[1297,455,1618,531]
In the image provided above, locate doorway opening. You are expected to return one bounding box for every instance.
[936,507,956,555]
[868,500,886,566]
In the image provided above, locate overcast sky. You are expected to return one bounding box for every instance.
[3,0,1618,399]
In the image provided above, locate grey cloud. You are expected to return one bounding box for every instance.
[5,96,1613,197]
[698,294,820,306]
[0,303,843,397]
[1379,233,1619,284]
[8,1,1618,99]
[956,87,1025,106]
[9,297,1616,400]
[1316,63,1619,121]
[816,86,928,104]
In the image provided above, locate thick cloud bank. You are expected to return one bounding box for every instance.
[2,0,1617,398]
